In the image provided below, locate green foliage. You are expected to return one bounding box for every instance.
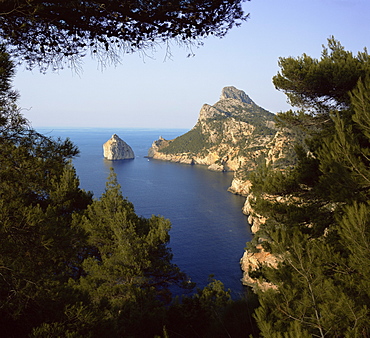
[316,79,370,202]
[250,159,298,195]
[67,169,197,337]
[0,0,247,70]
[273,37,370,115]
[30,303,106,338]
[0,51,117,335]
[166,277,259,337]
[0,52,93,335]
[75,169,187,306]
[249,39,370,337]
[159,125,210,155]
[0,44,26,137]
[0,156,92,335]
[338,202,370,299]
[254,228,361,337]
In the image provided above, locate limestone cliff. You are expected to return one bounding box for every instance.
[148,86,301,176]
[240,244,280,292]
[147,136,170,158]
[103,134,135,160]
[240,191,319,290]
[239,191,280,290]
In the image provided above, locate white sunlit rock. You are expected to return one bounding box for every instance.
[103,134,134,160]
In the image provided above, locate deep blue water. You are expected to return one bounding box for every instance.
[39,128,252,297]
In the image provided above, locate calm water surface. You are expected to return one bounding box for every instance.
[39,128,252,296]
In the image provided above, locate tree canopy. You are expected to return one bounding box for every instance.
[0,0,248,70]
[273,37,370,121]
[248,38,370,337]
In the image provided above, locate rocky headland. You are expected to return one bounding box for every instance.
[147,86,304,291]
[148,86,299,174]
[103,134,135,160]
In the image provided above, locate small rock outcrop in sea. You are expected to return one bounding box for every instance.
[103,134,135,160]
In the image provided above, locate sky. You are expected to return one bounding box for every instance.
[13,0,370,129]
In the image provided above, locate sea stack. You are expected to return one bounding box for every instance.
[103,134,135,160]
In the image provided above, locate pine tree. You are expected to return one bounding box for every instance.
[72,168,189,337]
[249,40,370,337]
[0,47,93,336]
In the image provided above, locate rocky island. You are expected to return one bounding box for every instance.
[103,134,135,160]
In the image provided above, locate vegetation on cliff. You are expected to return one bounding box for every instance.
[155,86,304,175]
[159,124,210,155]
[247,38,370,337]
[160,93,276,153]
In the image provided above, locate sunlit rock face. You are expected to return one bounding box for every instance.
[147,86,300,174]
[147,136,169,158]
[220,86,253,104]
[103,134,135,160]
[240,245,281,291]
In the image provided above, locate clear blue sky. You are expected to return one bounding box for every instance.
[13,0,370,129]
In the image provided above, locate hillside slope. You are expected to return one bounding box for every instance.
[148,86,301,180]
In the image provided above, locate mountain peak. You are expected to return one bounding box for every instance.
[220,86,253,104]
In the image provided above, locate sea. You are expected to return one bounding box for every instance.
[39,127,252,297]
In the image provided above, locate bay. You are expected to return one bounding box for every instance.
[39,127,252,297]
